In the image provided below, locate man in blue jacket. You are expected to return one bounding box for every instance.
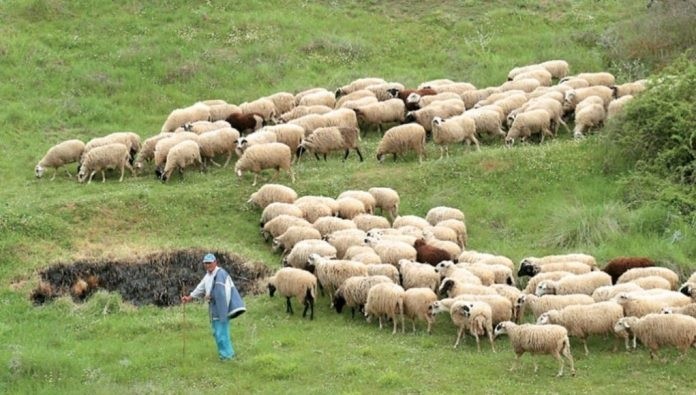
[181,253,235,361]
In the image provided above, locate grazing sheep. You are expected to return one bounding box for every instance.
[413,238,452,266]
[611,80,647,98]
[35,139,85,180]
[573,101,606,139]
[463,108,507,139]
[267,267,317,320]
[517,260,592,277]
[266,92,296,115]
[536,272,612,296]
[614,291,692,318]
[294,199,333,224]
[514,69,553,86]
[563,86,613,113]
[574,72,616,87]
[313,216,357,237]
[83,132,141,163]
[352,214,391,232]
[365,82,406,101]
[459,301,496,351]
[461,88,498,109]
[299,90,336,108]
[403,287,438,333]
[591,283,644,302]
[333,275,394,318]
[337,190,376,214]
[196,127,240,167]
[280,105,333,123]
[272,226,322,255]
[436,219,468,248]
[77,143,134,184]
[354,99,406,133]
[521,254,598,269]
[335,197,367,220]
[392,215,430,230]
[326,229,367,259]
[161,102,211,133]
[235,130,278,157]
[661,303,696,318]
[617,267,679,290]
[629,275,672,290]
[282,239,337,270]
[365,238,417,266]
[181,120,231,135]
[207,103,240,122]
[516,293,596,322]
[430,82,476,95]
[505,109,553,146]
[537,301,624,355]
[235,143,295,186]
[335,89,377,108]
[602,256,655,284]
[607,95,634,119]
[404,99,466,133]
[247,183,298,209]
[336,78,387,98]
[422,225,458,245]
[398,259,440,291]
[560,77,590,89]
[388,88,437,108]
[152,132,199,176]
[613,314,696,360]
[298,126,363,162]
[376,124,427,164]
[160,140,203,182]
[410,91,462,109]
[306,254,368,299]
[449,294,513,325]
[134,133,171,173]
[262,215,313,242]
[494,321,576,377]
[438,278,496,298]
[507,64,545,80]
[431,116,479,158]
[225,112,264,135]
[262,124,306,160]
[364,282,406,334]
[425,206,465,225]
[522,271,574,294]
[296,195,339,216]
[240,98,277,123]
[539,60,570,79]
[366,263,400,284]
[500,78,540,93]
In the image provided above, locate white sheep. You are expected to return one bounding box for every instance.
[536,272,612,296]
[306,254,368,299]
[262,214,313,242]
[279,105,333,122]
[261,124,306,161]
[235,142,295,186]
[614,291,692,318]
[425,206,465,225]
[260,202,304,227]
[247,183,298,209]
[513,69,553,86]
[325,228,367,259]
[417,79,455,89]
[607,95,634,119]
[296,195,339,216]
[617,267,680,290]
[431,115,479,158]
[505,109,553,146]
[298,126,363,162]
[403,287,438,334]
[517,260,593,278]
[160,140,203,182]
[272,225,322,255]
[500,78,540,93]
[352,214,391,232]
[522,271,575,294]
[336,77,387,98]
[629,275,672,290]
[266,92,296,115]
[494,321,576,377]
[404,99,465,133]
[445,294,513,325]
[234,130,278,157]
[152,132,199,176]
[461,88,498,109]
[574,72,615,87]
[196,127,240,167]
[299,90,336,108]
[35,139,85,180]
[661,303,696,318]
[364,238,417,266]
[591,283,644,302]
[563,86,613,113]
[77,143,134,184]
[611,80,647,98]
[134,133,172,173]
[365,263,400,284]
[240,97,277,123]
[376,124,427,164]
[312,216,357,238]
[459,301,496,352]
[516,293,596,322]
[181,120,230,135]
[335,89,377,108]
[282,239,337,269]
[398,259,440,291]
[463,108,506,139]
[438,278,496,298]
[294,199,333,224]
[422,225,458,245]
[332,275,394,318]
[573,101,606,139]
[613,314,696,360]
[161,102,211,133]
[537,301,624,355]
[410,91,462,109]
[207,103,240,122]
[364,282,406,334]
[295,87,330,105]
[436,219,468,248]
[539,60,570,79]
[354,99,406,133]
[337,190,376,214]
[267,267,317,320]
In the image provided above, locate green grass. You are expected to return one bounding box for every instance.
[1,0,695,393]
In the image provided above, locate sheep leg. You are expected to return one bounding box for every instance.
[553,353,564,377]
[561,338,575,376]
[488,331,496,352]
[50,168,58,181]
[582,338,589,356]
[378,316,384,330]
[392,315,398,335]
[314,153,320,161]
[87,171,96,184]
[438,147,444,160]
[510,353,522,372]
[209,158,222,167]
[323,153,327,161]
[285,296,294,315]
[287,168,295,184]
[118,165,125,182]
[252,173,258,186]
[453,327,465,348]
[355,148,363,162]
[472,136,481,151]
[343,149,349,161]
[474,333,481,352]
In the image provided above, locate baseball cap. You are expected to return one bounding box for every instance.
[203,253,216,263]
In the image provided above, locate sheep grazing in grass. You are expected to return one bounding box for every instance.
[398,259,440,292]
[262,215,313,242]
[607,95,634,119]
[225,112,263,135]
[661,303,696,318]
[77,143,134,184]
[515,293,596,323]
[335,89,376,108]
[463,108,507,139]
[591,283,644,302]
[260,203,303,228]
[332,275,394,319]
[337,190,376,214]
[272,225,322,255]
[152,132,199,177]
[617,267,680,290]
[240,98,277,124]
[35,139,85,180]
[539,60,570,80]
[297,126,363,162]
[352,214,390,232]
[282,239,337,270]
[404,99,466,133]
[353,99,406,134]
[280,105,333,122]
[161,102,211,133]
[262,124,306,161]
[196,127,240,168]
[403,287,438,334]
[376,124,427,164]
[505,109,553,146]
[267,267,317,320]
[299,90,336,108]
[313,216,357,238]
[336,77,388,98]
[247,183,297,209]
[459,301,496,352]
[413,238,452,266]
[266,91,296,115]
[306,254,368,299]
[537,301,624,355]
[611,80,648,98]
[613,314,696,360]
[535,271,612,296]
[181,120,231,135]
[431,115,479,158]
[517,260,592,278]
[160,140,203,182]
[494,321,576,377]
[513,69,553,86]
[573,100,606,139]
[235,143,295,186]
[364,282,406,334]
[602,256,655,284]
[613,291,692,318]
[134,133,171,173]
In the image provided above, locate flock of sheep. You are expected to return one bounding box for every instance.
[34,59,648,184]
[252,183,696,377]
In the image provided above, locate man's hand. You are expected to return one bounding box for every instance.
[181,295,192,304]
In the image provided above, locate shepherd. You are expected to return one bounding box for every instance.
[181,253,245,361]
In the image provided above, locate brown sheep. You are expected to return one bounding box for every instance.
[603,257,655,284]
[414,238,452,266]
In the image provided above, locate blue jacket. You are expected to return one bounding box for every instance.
[210,268,246,322]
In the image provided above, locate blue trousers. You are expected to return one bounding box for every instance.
[211,319,235,360]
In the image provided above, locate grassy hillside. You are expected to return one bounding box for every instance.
[1,0,695,393]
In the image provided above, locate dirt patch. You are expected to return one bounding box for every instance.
[30,249,272,307]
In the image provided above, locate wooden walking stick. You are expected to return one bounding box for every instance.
[181,285,187,359]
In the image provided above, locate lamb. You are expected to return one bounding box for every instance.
[77,143,134,184]
[459,301,496,351]
[299,90,336,108]
[306,253,368,299]
[613,314,696,360]
[262,215,313,242]
[235,143,295,186]
[196,127,240,167]
[364,282,406,334]
[398,259,440,291]
[267,267,317,320]
[364,238,417,266]
[282,239,337,270]
[312,216,357,237]
[493,321,576,377]
[516,293,596,322]
[403,287,438,333]
[225,112,263,135]
[272,226,322,255]
[266,92,296,115]
[240,98,277,123]
[536,272,612,296]
[161,102,211,133]
[35,139,85,180]
[505,109,553,146]
[607,95,634,119]
[353,99,406,133]
[332,275,394,318]
[403,99,466,133]
[413,238,452,266]
[431,116,479,158]
[336,77,387,98]
[462,108,507,139]
[617,267,680,290]
[260,202,303,229]
[352,214,391,232]
[376,124,427,164]
[160,140,203,182]
[247,183,298,209]
[297,126,363,162]
[611,80,648,98]
[602,256,655,284]
[537,301,624,355]
[661,303,696,318]
[279,105,333,122]
[573,101,606,139]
